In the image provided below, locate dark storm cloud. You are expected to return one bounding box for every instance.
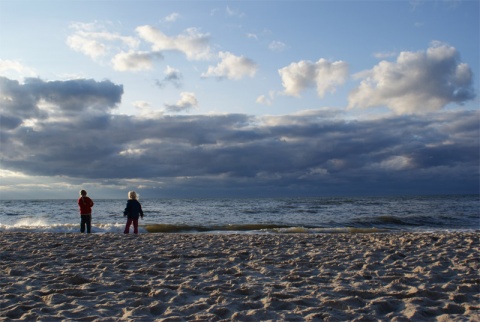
[1,77,478,196]
[0,114,22,130]
[0,77,46,121]
[0,77,123,129]
[23,78,123,111]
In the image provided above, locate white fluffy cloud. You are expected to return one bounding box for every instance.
[67,33,107,59]
[111,51,163,71]
[164,12,180,23]
[0,59,37,79]
[164,92,199,112]
[67,22,139,59]
[256,91,276,106]
[65,22,260,88]
[278,58,349,97]
[348,42,475,114]
[202,51,257,80]
[136,25,212,60]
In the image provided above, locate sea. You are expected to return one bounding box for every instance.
[0,195,478,234]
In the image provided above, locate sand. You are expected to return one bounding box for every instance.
[0,232,478,321]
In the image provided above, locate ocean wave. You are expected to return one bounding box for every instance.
[350,214,443,228]
[0,222,392,234]
[145,223,292,233]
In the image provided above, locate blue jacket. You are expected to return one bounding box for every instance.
[124,199,144,220]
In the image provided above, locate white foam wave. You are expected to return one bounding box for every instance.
[13,218,50,227]
[0,222,134,234]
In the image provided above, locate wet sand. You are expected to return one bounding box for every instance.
[0,232,479,321]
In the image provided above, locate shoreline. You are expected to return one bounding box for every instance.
[1,232,479,321]
[2,225,479,234]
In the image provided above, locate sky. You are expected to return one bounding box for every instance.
[0,0,478,199]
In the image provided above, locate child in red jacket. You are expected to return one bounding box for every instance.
[78,190,94,233]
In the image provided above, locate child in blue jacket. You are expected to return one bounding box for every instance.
[123,191,144,234]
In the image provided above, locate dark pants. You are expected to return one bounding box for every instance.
[124,218,139,234]
[80,214,91,233]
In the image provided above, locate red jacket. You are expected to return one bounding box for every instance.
[78,196,94,215]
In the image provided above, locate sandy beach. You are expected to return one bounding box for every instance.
[0,232,478,321]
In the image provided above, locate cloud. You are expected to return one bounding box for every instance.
[67,22,139,59]
[0,77,124,180]
[0,59,37,79]
[256,91,276,106]
[164,92,198,112]
[226,5,245,18]
[66,21,260,87]
[202,51,257,80]
[278,58,349,97]
[256,95,269,105]
[156,66,183,88]
[111,51,163,71]
[373,51,397,59]
[67,22,215,68]
[0,77,122,118]
[348,42,476,114]
[378,155,413,171]
[136,25,212,60]
[1,77,478,197]
[133,100,164,118]
[67,32,107,59]
[164,12,180,23]
[269,41,287,52]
